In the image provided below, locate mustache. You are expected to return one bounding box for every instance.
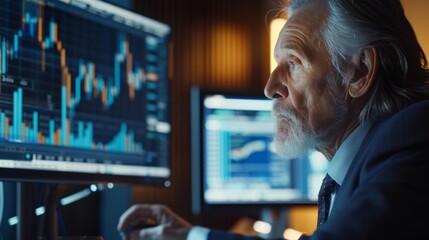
[272,101,299,121]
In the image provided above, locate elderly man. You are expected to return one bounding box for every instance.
[117,0,429,239]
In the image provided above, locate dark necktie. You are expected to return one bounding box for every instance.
[317,173,337,226]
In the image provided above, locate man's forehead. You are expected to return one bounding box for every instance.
[274,31,313,62]
[275,1,328,57]
[286,0,328,31]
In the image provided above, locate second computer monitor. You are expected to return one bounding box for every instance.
[191,87,329,214]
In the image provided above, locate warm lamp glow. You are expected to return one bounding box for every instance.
[283,228,304,240]
[270,18,287,73]
[253,220,272,234]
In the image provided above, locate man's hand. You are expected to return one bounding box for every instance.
[117,204,192,240]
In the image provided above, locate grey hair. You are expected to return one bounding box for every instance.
[288,0,429,121]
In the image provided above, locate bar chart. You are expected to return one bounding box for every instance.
[0,0,170,164]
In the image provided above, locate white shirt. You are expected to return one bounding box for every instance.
[326,122,372,214]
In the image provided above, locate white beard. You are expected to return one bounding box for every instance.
[272,102,319,160]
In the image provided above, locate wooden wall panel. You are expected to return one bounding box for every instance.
[132,0,272,230]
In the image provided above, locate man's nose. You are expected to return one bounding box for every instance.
[264,66,289,99]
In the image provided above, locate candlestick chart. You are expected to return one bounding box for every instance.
[0,0,170,167]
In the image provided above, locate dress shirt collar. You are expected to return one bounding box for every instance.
[327,121,372,186]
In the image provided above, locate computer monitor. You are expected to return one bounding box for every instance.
[0,0,171,186]
[191,87,329,215]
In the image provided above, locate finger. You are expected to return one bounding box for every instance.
[124,225,163,240]
[138,225,163,238]
[117,205,141,231]
[117,204,160,231]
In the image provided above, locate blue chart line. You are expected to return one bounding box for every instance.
[230,140,267,161]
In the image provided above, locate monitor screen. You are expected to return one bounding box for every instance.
[0,0,171,186]
[191,87,329,214]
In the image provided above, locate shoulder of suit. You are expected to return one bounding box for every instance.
[370,99,429,136]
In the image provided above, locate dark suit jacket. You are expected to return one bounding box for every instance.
[207,100,429,240]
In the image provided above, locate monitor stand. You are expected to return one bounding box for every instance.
[0,181,4,227]
[259,207,288,239]
[17,182,59,240]
[17,182,37,240]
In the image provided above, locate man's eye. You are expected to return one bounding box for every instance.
[288,57,301,69]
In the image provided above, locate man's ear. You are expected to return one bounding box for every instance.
[348,47,379,98]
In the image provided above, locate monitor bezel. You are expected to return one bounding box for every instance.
[0,167,170,185]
